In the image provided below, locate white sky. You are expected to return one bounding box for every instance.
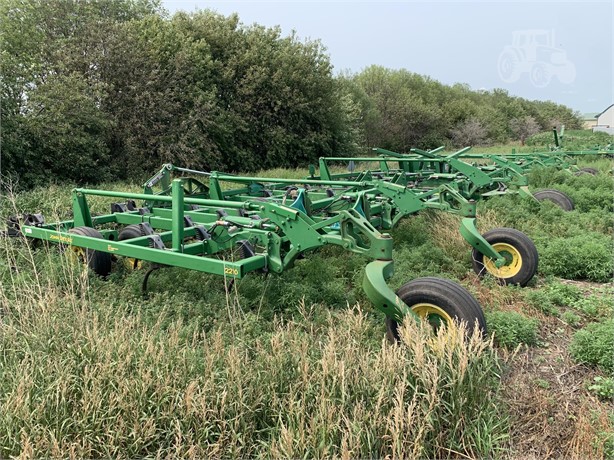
[162,1,614,113]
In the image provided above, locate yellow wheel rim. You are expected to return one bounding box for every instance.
[69,246,86,264]
[411,302,453,329]
[483,242,522,278]
[123,257,143,270]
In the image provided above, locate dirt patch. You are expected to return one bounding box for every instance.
[501,315,613,459]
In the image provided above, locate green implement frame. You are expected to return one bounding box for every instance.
[311,149,536,204]
[139,164,541,288]
[142,164,507,268]
[14,180,418,324]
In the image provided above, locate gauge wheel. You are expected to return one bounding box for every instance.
[118,224,145,269]
[68,226,112,277]
[385,277,486,343]
[472,228,538,287]
[533,189,574,211]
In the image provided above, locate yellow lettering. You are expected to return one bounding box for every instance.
[50,234,73,244]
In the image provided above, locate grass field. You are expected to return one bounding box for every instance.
[1,155,612,458]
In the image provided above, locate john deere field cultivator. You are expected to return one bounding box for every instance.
[311,147,578,211]
[5,173,491,341]
[5,120,608,345]
[308,126,610,213]
[145,164,538,286]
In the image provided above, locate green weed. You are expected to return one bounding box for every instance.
[539,233,613,282]
[569,320,614,373]
[588,377,614,400]
[485,311,539,349]
[561,311,581,327]
[571,292,613,321]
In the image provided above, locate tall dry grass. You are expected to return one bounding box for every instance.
[0,236,507,458]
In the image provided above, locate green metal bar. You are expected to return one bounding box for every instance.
[446,146,472,159]
[362,260,417,323]
[212,172,363,188]
[409,147,438,159]
[552,127,559,148]
[373,147,406,158]
[318,157,332,181]
[320,156,415,162]
[75,188,256,210]
[171,180,184,251]
[23,226,267,278]
[459,218,505,267]
[72,192,92,228]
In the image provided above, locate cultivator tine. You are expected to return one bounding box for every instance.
[141,264,162,298]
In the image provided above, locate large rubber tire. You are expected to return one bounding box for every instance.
[118,224,144,269]
[386,277,486,343]
[69,226,112,277]
[472,228,538,287]
[533,189,574,211]
[575,167,598,176]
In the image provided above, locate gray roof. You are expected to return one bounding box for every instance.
[596,104,614,118]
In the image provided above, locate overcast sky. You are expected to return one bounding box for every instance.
[162,1,613,114]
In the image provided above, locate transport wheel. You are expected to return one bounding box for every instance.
[472,228,537,287]
[533,189,574,211]
[68,226,112,277]
[118,224,144,269]
[575,167,598,176]
[385,277,486,343]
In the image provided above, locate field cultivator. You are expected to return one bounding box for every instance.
[144,164,538,287]
[4,174,492,341]
[310,144,583,211]
[451,126,613,175]
[308,125,612,213]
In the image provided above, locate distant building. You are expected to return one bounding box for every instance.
[593,104,614,134]
[582,112,598,129]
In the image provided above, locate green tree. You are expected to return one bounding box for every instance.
[0,0,161,186]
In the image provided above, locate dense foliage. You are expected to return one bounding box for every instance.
[1,0,583,188]
[344,67,582,151]
[1,0,356,186]
[570,320,614,373]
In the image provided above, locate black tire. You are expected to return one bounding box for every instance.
[118,224,144,269]
[533,189,574,211]
[118,224,144,241]
[576,167,598,176]
[386,277,486,343]
[472,228,538,287]
[69,226,112,277]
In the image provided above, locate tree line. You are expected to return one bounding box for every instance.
[0,0,582,187]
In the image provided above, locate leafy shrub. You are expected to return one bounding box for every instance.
[539,234,614,282]
[524,282,582,316]
[523,290,560,316]
[588,376,614,400]
[570,320,614,373]
[486,311,539,348]
[561,311,581,327]
[572,293,614,321]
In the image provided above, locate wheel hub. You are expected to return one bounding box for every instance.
[484,242,522,278]
[411,302,453,329]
